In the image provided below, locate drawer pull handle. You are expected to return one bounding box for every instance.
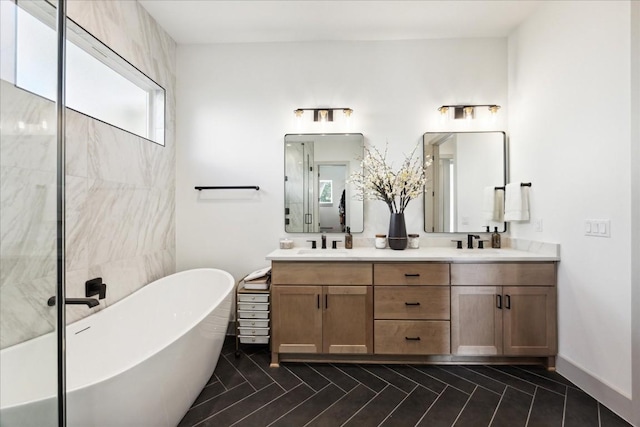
[404,273,420,277]
[496,294,502,309]
[405,302,421,306]
[505,294,511,310]
[405,336,421,341]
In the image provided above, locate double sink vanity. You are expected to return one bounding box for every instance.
[275,131,558,370]
[266,242,559,370]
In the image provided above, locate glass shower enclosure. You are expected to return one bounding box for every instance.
[0,0,66,425]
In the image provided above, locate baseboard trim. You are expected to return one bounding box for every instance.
[556,355,633,424]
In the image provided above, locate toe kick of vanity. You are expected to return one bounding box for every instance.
[269,259,557,369]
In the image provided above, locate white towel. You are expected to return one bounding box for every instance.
[493,189,504,222]
[482,187,504,222]
[504,183,530,221]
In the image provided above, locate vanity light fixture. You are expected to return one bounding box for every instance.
[438,104,501,120]
[293,108,354,122]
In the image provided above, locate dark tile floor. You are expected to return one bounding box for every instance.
[178,336,631,427]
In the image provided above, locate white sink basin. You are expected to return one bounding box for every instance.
[450,248,512,256]
[296,249,348,255]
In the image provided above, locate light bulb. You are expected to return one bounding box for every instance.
[438,106,449,124]
[343,109,353,129]
[488,105,500,123]
[463,106,474,121]
[294,109,304,130]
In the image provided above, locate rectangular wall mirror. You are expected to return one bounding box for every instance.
[424,131,506,233]
[284,133,364,233]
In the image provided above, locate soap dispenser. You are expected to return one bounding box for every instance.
[491,227,501,249]
[345,226,353,249]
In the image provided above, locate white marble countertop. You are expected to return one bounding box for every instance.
[266,240,560,262]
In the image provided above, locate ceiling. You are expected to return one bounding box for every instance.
[138,0,541,45]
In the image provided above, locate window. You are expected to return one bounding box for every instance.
[1,1,165,145]
[319,180,333,204]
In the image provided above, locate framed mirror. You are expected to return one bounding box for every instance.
[423,131,506,233]
[284,133,364,233]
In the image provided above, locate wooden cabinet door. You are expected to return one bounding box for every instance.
[451,286,502,355]
[323,286,373,354]
[271,285,322,354]
[503,286,557,356]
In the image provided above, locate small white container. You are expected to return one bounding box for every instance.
[238,294,269,303]
[239,335,270,344]
[279,238,294,249]
[238,327,270,336]
[375,234,387,249]
[238,302,269,311]
[238,319,269,328]
[237,310,269,319]
[408,234,420,249]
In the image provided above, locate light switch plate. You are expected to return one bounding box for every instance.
[585,219,611,237]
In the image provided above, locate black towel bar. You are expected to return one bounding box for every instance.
[195,186,260,191]
[494,183,531,190]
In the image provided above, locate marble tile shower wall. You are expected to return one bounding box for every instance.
[0,0,176,348]
[0,81,58,347]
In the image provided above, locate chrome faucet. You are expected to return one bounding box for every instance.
[467,234,480,249]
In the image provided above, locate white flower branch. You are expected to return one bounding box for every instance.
[349,143,431,214]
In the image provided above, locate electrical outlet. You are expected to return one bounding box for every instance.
[585,219,611,237]
[534,218,543,232]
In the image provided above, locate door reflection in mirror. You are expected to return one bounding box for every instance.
[424,132,506,233]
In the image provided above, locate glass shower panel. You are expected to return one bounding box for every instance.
[284,141,315,232]
[0,0,61,424]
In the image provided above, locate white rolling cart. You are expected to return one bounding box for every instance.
[235,271,270,357]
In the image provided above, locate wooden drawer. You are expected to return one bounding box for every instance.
[272,262,372,285]
[374,263,449,286]
[374,320,450,354]
[451,263,556,286]
[375,286,450,320]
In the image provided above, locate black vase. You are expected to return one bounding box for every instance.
[388,213,408,250]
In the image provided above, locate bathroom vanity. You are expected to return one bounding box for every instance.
[267,243,559,369]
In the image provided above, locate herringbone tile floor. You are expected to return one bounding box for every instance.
[178,337,630,427]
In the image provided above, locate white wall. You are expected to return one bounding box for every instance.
[507,0,634,419]
[176,39,507,280]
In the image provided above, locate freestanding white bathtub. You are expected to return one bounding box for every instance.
[0,268,234,427]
